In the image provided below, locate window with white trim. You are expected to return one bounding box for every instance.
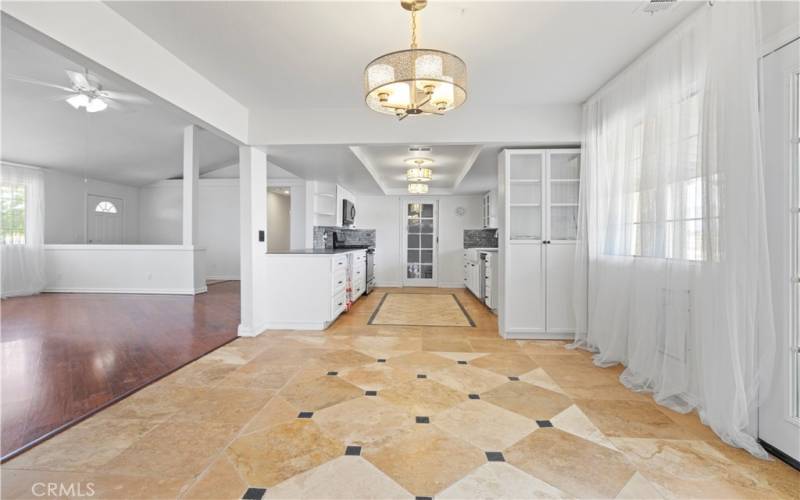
[94,201,118,214]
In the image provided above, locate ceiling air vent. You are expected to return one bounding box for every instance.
[408,146,432,153]
[641,0,676,14]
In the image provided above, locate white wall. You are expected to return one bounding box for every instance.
[267,191,291,252]
[43,168,140,244]
[138,179,240,279]
[357,194,483,288]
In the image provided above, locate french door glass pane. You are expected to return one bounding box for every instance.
[550,152,581,180]
[550,206,578,240]
[407,202,435,280]
[510,206,541,240]
[510,154,542,181]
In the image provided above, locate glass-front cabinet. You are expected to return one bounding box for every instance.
[505,150,580,242]
[498,148,583,340]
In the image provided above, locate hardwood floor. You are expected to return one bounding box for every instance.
[0,282,239,460]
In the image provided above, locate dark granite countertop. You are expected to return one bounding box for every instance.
[266,248,366,255]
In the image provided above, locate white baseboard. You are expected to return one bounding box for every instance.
[237,319,272,337]
[260,321,329,331]
[438,282,466,289]
[207,275,240,281]
[503,329,574,340]
[195,285,208,294]
[44,287,199,295]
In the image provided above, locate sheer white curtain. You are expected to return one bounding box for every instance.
[1,163,46,298]
[573,3,775,457]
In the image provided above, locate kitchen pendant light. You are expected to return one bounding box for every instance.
[364,0,467,120]
[408,183,429,194]
[407,167,433,182]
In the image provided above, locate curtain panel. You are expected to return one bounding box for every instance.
[1,163,46,298]
[573,3,776,457]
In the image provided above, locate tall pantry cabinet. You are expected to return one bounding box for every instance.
[497,149,584,339]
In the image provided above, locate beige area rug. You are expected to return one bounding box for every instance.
[368,293,475,327]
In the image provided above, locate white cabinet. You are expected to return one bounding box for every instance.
[264,250,366,330]
[482,190,498,229]
[463,251,481,297]
[498,148,584,339]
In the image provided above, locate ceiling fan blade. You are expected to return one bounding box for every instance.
[6,74,73,92]
[100,90,150,105]
[65,69,91,90]
[105,99,127,112]
[46,93,77,102]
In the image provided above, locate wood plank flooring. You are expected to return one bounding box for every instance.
[0,282,239,460]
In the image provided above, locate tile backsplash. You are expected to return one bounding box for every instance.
[464,228,498,249]
[314,226,376,249]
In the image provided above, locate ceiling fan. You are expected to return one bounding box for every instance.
[7,69,149,113]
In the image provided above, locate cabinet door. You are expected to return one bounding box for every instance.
[508,152,545,241]
[546,150,581,242]
[505,243,545,333]
[545,242,577,333]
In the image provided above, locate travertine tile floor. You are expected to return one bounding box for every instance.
[2,288,798,499]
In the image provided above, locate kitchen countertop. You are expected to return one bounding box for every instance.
[266,248,368,255]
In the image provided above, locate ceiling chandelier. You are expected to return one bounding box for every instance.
[408,183,429,194]
[407,167,432,182]
[364,0,467,120]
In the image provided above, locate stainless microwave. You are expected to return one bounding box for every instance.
[342,199,356,226]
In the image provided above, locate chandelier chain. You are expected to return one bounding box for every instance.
[410,8,418,49]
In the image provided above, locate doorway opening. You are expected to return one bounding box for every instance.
[268,186,291,252]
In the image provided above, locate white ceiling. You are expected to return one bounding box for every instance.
[350,144,482,194]
[1,25,238,187]
[107,1,701,119]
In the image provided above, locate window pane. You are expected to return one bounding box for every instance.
[408,220,420,233]
[420,265,433,279]
[407,234,420,248]
[421,204,433,217]
[408,204,422,217]
[421,234,433,248]
[1,184,26,245]
[421,250,433,264]
[407,249,420,264]
[407,264,421,279]
[420,219,434,234]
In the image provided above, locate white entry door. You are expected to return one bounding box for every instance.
[402,199,438,287]
[759,38,800,463]
[87,194,123,244]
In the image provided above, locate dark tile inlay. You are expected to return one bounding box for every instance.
[297,412,314,419]
[457,360,468,365]
[508,376,520,381]
[417,374,427,379]
[468,394,480,400]
[345,445,362,456]
[242,487,266,500]
[485,451,505,462]
[536,420,553,428]
[327,371,338,376]
[415,497,433,500]
[377,359,387,363]
[416,416,430,424]
[365,390,378,396]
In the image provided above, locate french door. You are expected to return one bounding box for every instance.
[402,199,438,287]
[759,38,800,463]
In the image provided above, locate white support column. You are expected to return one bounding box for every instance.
[238,146,269,336]
[182,125,200,246]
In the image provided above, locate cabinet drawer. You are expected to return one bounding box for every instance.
[353,251,365,263]
[333,269,347,294]
[333,255,348,270]
[332,291,346,317]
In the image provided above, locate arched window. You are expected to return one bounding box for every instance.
[94,201,118,214]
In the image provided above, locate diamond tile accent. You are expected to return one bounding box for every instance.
[485,451,505,462]
[457,360,468,365]
[242,487,266,500]
[297,412,313,419]
[416,416,430,424]
[468,394,480,400]
[537,420,553,428]
[345,445,362,456]
[327,371,338,376]
[417,374,427,379]
[365,390,378,396]
[508,376,520,381]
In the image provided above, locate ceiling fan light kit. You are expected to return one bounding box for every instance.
[364,0,467,120]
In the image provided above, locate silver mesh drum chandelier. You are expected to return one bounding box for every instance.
[364,0,467,120]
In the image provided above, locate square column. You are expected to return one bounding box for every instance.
[182,125,200,246]
[238,146,268,336]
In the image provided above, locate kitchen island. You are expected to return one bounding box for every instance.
[264,248,368,330]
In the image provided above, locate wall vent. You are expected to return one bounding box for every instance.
[641,0,677,14]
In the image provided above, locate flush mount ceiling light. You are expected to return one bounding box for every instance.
[364,0,467,120]
[404,157,434,167]
[408,183,429,194]
[407,167,433,182]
